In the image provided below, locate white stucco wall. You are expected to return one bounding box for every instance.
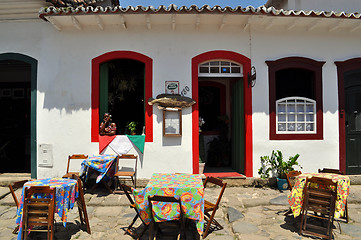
[250,26,361,176]
[1,14,361,179]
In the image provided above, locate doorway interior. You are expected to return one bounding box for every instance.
[198,60,244,175]
[0,59,31,173]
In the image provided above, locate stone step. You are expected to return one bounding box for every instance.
[0,173,32,187]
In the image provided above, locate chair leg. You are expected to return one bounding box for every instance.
[149,221,154,240]
[125,214,139,235]
[12,225,19,234]
[284,208,293,216]
[345,202,349,223]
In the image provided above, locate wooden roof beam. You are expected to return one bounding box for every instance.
[286,19,298,30]
[146,14,151,30]
[350,22,361,33]
[46,16,62,31]
[307,19,322,31]
[171,14,176,30]
[95,15,104,30]
[242,16,252,31]
[264,18,274,30]
[329,20,343,32]
[71,16,82,30]
[119,15,127,29]
[195,14,200,30]
[219,15,226,30]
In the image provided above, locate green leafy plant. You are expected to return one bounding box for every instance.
[258,150,301,179]
[126,121,138,134]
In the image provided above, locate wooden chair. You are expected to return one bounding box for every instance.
[318,168,349,223]
[300,176,337,240]
[286,170,302,191]
[318,168,345,175]
[121,184,147,238]
[75,178,91,234]
[21,186,56,240]
[284,170,302,216]
[8,180,29,234]
[148,195,186,240]
[203,176,227,239]
[62,154,88,179]
[114,154,137,189]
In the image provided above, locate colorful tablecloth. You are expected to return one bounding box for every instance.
[288,173,350,219]
[16,178,79,240]
[80,154,117,183]
[133,173,204,235]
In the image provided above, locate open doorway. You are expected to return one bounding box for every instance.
[198,60,244,175]
[0,59,31,172]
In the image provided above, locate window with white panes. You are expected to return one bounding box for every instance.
[276,97,316,133]
[199,61,243,77]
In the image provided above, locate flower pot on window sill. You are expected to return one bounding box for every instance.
[199,162,205,174]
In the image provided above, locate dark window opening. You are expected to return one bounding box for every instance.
[100,59,145,135]
[276,68,315,100]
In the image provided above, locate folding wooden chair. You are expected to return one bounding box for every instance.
[114,154,137,189]
[318,168,349,223]
[203,176,227,239]
[300,176,337,240]
[121,184,147,238]
[62,154,88,179]
[9,180,29,234]
[75,178,91,234]
[21,186,56,240]
[284,170,302,216]
[148,195,186,240]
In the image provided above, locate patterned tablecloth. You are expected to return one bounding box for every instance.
[80,154,117,183]
[288,172,350,219]
[133,173,204,235]
[16,178,79,240]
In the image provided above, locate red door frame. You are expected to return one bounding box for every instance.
[192,50,253,176]
[335,58,361,173]
[91,51,153,142]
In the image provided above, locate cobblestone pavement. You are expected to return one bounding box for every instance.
[1,184,361,240]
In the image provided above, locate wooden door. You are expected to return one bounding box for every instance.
[345,70,361,174]
[231,79,244,173]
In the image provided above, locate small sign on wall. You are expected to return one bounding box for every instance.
[165,81,179,94]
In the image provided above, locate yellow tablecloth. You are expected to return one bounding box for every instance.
[288,172,350,219]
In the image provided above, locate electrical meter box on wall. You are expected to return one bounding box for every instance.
[38,144,53,167]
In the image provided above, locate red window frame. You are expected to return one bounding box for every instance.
[266,57,325,140]
[91,51,153,142]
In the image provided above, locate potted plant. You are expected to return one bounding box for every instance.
[126,121,138,135]
[258,150,302,190]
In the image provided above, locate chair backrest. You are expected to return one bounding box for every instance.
[301,176,338,239]
[148,195,184,221]
[23,186,56,234]
[318,168,345,175]
[121,184,135,205]
[66,154,88,173]
[8,180,29,208]
[286,170,302,191]
[304,176,337,214]
[115,154,137,173]
[203,176,227,209]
